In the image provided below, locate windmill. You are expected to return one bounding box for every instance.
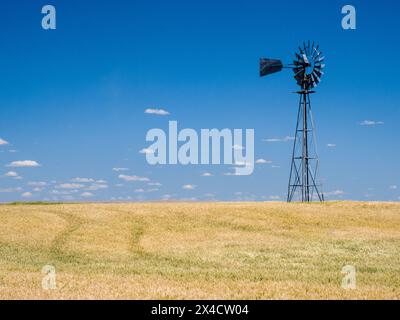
[260,41,325,202]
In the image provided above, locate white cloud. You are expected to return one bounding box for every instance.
[81,192,94,198]
[201,172,213,177]
[182,184,196,190]
[0,138,9,146]
[112,168,129,172]
[71,177,95,183]
[139,148,155,154]
[144,108,170,116]
[327,144,336,148]
[50,190,78,195]
[389,185,398,190]
[28,181,47,187]
[325,190,345,196]
[21,192,33,198]
[256,159,272,164]
[263,136,294,143]
[118,174,150,182]
[7,160,40,167]
[4,171,18,177]
[359,120,384,126]
[148,182,162,186]
[134,188,145,193]
[85,183,108,191]
[56,183,84,189]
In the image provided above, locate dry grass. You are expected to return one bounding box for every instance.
[0,202,399,300]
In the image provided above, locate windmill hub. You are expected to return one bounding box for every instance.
[260,41,325,203]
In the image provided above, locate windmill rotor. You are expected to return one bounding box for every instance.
[259,41,325,90]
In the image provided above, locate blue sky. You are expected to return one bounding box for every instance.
[0,0,399,202]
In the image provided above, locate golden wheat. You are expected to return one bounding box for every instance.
[0,202,399,299]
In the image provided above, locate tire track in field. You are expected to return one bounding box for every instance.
[102,207,147,255]
[43,210,86,262]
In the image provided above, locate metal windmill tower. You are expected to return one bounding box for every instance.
[260,41,325,202]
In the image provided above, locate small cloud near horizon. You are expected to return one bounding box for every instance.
[56,183,84,189]
[182,184,196,190]
[81,192,94,198]
[21,192,33,198]
[139,148,155,155]
[4,171,18,178]
[359,120,384,126]
[201,172,213,177]
[263,136,294,143]
[6,160,40,167]
[118,174,150,182]
[325,190,345,196]
[112,168,129,172]
[144,108,170,116]
[256,159,272,164]
[71,177,95,183]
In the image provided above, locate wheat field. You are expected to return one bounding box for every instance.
[0,201,399,300]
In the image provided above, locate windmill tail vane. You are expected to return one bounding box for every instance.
[260,41,325,203]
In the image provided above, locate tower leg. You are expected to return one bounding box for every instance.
[287,91,323,202]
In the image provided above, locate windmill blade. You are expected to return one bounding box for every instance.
[314,66,325,72]
[259,58,283,77]
[315,56,325,63]
[313,51,321,59]
[313,69,323,78]
[311,72,320,84]
[311,80,317,88]
[312,45,320,59]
